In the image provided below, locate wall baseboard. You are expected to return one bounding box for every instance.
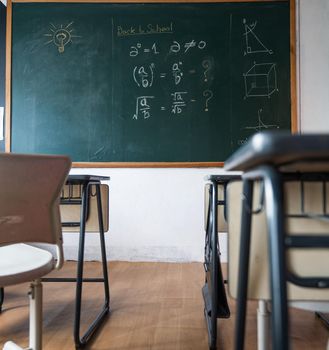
[62,232,228,263]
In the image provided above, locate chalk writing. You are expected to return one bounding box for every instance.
[243,62,278,98]
[172,62,183,85]
[117,23,174,37]
[184,40,206,53]
[170,40,206,54]
[130,43,141,57]
[243,19,273,55]
[244,108,279,131]
[203,90,213,112]
[133,64,155,88]
[169,41,180,53]
[151,43,159,54]
[237,138,248,146]
[127,30,212,120]
[129,39,207,57]
[133,96,154,120]
[171,92,187,114]
[241,19,279,140]
[202,60,212,82]
[129,43,159,57]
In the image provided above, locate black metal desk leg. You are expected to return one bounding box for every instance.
[263,168,289,350]
[316,312,329,329]
[234,179,253,350]
[74,183,110,348]
[95,183,110,309]
[210,183,218,350]
[74,182,89,347]
[0,287,4,312]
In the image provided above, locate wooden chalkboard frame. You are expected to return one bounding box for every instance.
[5,0,297,168]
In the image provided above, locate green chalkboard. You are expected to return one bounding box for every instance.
[9,1,293,164]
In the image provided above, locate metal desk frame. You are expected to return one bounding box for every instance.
[42,175,110,349]
[225,132,329,350]
[203,174,240,350]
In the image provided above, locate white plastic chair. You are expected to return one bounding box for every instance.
[0,153,71,350]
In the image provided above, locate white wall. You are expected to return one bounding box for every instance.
[62,0,329,262]
[299,0,329,132]
[64,167,229,262]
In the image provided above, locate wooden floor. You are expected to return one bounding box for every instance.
[0,262,328,350]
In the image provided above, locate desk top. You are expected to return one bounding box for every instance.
[224,132,329,171]
[67,175,110,184]
[205,174,241,183]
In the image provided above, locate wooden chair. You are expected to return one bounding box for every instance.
[0,153,71,350]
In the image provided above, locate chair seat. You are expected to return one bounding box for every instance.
[0,244,54,287]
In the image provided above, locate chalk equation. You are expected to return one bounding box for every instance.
[129,40,206,57]
[132,62,185,87]
[133,64,155,88]
[133,96,154,120]
[132,89,213,120]
[172,62,183,85]
[171,91,187,114]
[133,92,188,119]
[130,43,160,57]
[132,58,215,89]
[129,35,213,120]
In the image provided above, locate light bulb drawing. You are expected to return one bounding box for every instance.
[44,22,81,53]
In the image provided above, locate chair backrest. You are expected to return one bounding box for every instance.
[227,179,329,302]
[0,153,71,247]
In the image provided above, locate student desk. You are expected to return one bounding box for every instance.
[43,174,110,348]
[224,132,329,350]
[203,174,240,350]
